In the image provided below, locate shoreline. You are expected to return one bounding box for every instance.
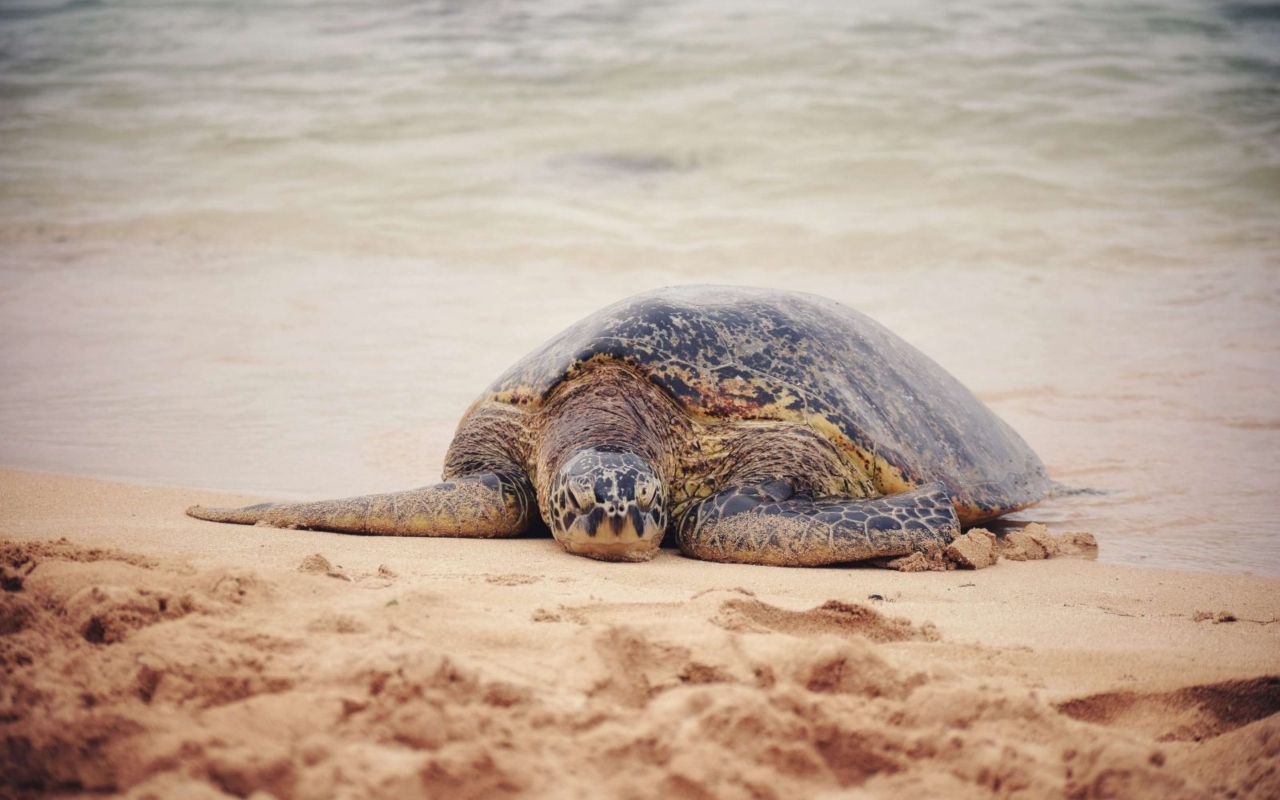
[2,467,1278,798]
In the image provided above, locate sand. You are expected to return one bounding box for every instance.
[1,468,1278,800]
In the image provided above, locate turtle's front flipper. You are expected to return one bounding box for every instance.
[186,472,534,538]
[676,482,959,567]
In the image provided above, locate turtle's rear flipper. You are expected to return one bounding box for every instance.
[1049,481,1107,497]
[675,483,959,567]
[186,472,534,538]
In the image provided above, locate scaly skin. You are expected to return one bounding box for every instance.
[186,366,957,564]
[677,483,959,567]
[186,472,533,537]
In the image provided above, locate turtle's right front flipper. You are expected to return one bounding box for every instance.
[676,482,959,567]
[186,472,534,538]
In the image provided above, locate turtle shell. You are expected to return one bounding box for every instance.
[480,285,1050,523]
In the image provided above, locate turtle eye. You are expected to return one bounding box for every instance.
[634,480,657,511]
[567,477,595,512]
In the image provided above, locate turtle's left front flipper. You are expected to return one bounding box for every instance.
[186,472,534,538]
[676,482,959,567]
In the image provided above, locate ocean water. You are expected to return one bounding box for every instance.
[1,0,1277,575]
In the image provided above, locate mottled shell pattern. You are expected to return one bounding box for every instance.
[478,285,1050,524]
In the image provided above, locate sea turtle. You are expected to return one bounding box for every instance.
[188,286,1051,566]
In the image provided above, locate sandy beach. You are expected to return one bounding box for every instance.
[3,467,1277,799]
[3,1,1278,797]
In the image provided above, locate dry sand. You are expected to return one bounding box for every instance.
[1,467,1277,799]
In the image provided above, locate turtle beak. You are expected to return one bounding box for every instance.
[560,503,663,562]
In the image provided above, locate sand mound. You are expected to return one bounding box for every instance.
[712,597,935,643]
[1056,676,1280,742]
[2,538,1277,799]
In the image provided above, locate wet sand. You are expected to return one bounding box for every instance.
[3,468,1278,799]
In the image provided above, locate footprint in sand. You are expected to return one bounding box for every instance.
[1056,675,1280,742]
[485,573,541,586]
[542,591,936,644]
[712,597,938,643]
[296,554,398,585]
[587,626,740,708]
[579,594,934,710]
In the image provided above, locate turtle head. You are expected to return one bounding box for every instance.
[548,448,668,562]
